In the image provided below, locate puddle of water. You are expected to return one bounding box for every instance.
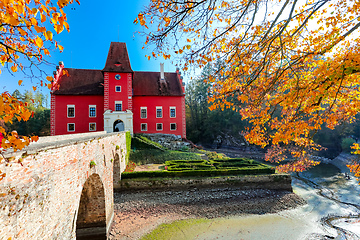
[301,163,341,179]
[141,210,326,240]
[194,214,320,240]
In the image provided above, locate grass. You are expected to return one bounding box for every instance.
[129,149,202,165]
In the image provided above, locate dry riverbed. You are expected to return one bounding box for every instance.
[108,187,305,239]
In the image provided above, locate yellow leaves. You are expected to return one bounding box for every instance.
[58,44,64,51]
[45,30,53,41]
[35,36,43,48]
[64,21,70,32]
[30,17,38,26]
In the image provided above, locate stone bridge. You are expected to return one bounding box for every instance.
[0,131,128,239]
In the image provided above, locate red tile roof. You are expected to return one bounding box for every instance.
[133,71,183,96]
[102,42,133,72]
[53,42,184,96]
[53,68,104,95]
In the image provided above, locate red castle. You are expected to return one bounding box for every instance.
[50,42,186,137]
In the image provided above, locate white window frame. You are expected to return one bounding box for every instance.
[141,123,147,131]
[156,106,162,118]
[170,123,177,131]
[156,123,163,131]
[67,105,75,118]
[67,123,75,132]
[89,105,96,118]
[89,123,96,131]
[115,101,122,111]
[140,107,147,119]
[115,86,121,92]
[170,107,176,118]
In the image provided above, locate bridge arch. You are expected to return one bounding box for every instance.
[1,132,126,239]
[76,173,107,239]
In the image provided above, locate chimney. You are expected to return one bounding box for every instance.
[160,63,165,82]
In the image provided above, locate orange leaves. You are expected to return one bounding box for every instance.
[137,0,360,174]
[11,65,18,72]
[162,53,170,60]
[0,93,38,152]
[135,13,148,28]
[164,16,171,27]
[0,0,80,154]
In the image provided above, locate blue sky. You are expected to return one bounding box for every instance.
[0,0,183,95]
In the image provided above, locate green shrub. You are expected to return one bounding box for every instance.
[341,137,356,152]
[129,149,201,165]
[165,160,206,165]
[205,151,228,160]
[131,135,165,150]
[209,158,254,163]
[121,166,275,179]
[180,146,190,152]
[167,164,216,171]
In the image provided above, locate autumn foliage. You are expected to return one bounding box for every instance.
[0,0,78,155]
[136,0,360,175]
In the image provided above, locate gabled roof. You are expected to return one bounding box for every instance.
[133,72,183,96]
[102,42,133,72]
[53,68,103,95]
[53,43,184,96]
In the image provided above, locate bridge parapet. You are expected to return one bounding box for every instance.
[0,131,127,239]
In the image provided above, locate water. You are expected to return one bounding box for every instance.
[142,163,360,240]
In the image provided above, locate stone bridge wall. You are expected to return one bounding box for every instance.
[0,131,127,239]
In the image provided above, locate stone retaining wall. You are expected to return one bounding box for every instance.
[117,174,293,192]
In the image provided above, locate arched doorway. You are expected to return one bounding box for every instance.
[76,173,106,240]
[113,120,124,132]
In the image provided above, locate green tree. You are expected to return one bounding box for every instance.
[186,63,248,145]
[6,90,50,137]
